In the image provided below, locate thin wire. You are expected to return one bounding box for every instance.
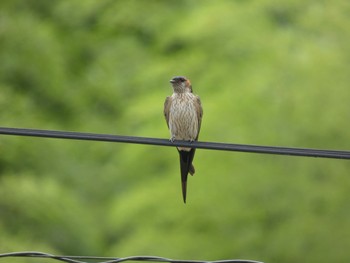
[0,251,264,263]
[0,126,349,159]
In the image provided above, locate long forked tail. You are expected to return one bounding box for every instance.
[178,149,196,203]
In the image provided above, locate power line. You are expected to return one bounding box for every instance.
[0,126,349,159]
[0,251,264,263]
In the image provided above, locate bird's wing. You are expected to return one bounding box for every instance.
[164,96,172,128]
[195,95,203,140]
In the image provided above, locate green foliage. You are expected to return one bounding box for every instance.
[0,0,350,262]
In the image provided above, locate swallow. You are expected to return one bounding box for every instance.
[164,76,203,203]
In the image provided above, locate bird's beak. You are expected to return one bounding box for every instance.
[170,79,176,83]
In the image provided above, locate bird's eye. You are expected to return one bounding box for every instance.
[180,77,186,82]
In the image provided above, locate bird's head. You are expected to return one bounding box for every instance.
[170,76,192,93]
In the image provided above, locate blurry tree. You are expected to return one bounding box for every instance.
[0,0,350,262]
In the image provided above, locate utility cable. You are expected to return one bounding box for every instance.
[0,127,349,159]
[0,251,264,263]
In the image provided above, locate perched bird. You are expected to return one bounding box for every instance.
[164,76,203,203]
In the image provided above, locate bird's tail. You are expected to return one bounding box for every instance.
[178,149,196,203]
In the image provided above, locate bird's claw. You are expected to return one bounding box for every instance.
[169,137,175,143]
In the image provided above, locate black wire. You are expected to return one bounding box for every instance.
[0,251,85,263]
[0,252,264,263]
[0,126,349,159]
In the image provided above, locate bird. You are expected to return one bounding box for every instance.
[164,76,203,203]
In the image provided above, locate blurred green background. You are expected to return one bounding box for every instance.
[1,0,350,262]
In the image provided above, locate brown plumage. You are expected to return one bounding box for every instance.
[164,76,203,203]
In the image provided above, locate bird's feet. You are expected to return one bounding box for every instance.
[169,136,176,142]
